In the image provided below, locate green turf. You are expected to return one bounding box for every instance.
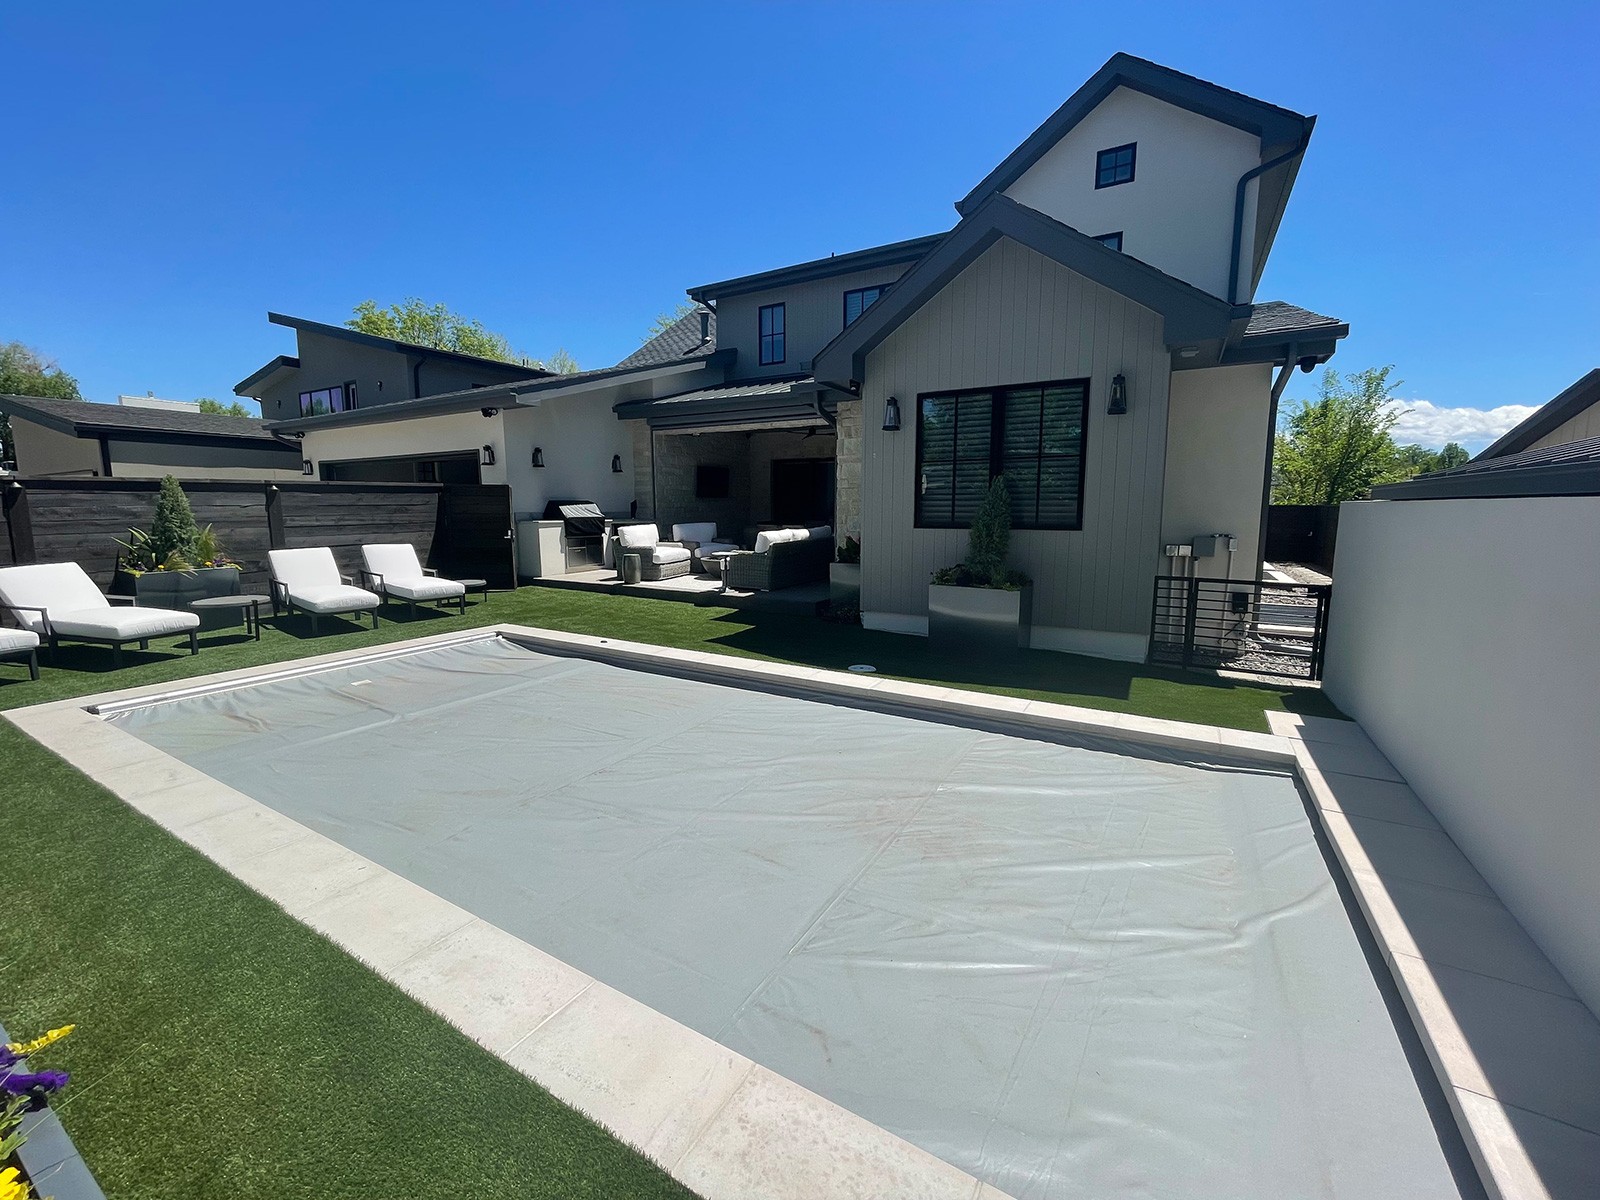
[0,586,1340,1197]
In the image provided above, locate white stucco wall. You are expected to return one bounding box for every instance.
[1160,364,1272,576]
[1323,496,1600,1015]
[1004,86,1263,301]
[501,397,635,517]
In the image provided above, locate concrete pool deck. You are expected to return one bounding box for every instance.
[7,624,1594,1199]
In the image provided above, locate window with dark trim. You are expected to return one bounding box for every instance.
[758,303,785,365]
[298,383,355,417]
[1095,142,1136,188]
[843,284,889,328]
[1095,231,1123,251]
[915,379,1089,530]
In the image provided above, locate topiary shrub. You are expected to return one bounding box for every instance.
[930,475,1030,590]
[149,474,201,564]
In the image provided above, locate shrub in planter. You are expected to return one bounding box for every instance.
[115,476,243,630]
[928,476,1033,653]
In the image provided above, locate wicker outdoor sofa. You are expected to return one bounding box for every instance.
[723,526,834,592]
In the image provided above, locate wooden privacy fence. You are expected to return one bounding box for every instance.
[0,479,516,592]
[1264,504,1340,573]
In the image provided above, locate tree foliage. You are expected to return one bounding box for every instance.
[149,474,201,563]
[647,302,697,338]
[1272,366,1405,504]
[196,397,254,417]
[542,348,581,375]
[1,341,83,464]
[349,299,534,365]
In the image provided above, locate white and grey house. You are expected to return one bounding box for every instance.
[237,53,1348,661]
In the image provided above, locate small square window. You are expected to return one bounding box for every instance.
[843,284,888,328]
[1095,143,1136,189]
[758,302,786,365]
[1095,231,1123,252]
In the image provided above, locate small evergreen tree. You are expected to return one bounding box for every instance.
[965,475,1012,585]
[149,475,200,564]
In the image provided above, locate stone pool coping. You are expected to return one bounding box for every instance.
[11,623,1577,1199]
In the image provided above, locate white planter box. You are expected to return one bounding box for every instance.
[829,562,861,604]
[928,581,1033,654]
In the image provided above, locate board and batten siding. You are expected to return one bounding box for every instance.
[859,238,1171,658]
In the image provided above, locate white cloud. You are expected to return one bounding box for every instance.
[1383,399,1539,450]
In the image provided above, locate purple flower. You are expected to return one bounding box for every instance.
[0,1070,69,1095]
[0,1047,18,1069]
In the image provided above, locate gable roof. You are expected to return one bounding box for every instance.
[687,233,946,303]
[1373,433,1600,500]
[1477,369,1600,460]
[955,53,1314,302]
[615,307,718,368]
[813,194,1241,387]
[0,393,286,444]
[263,312,556,380]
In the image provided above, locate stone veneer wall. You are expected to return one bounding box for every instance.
[834,399,862,543]
[629,423,654,519]
[647,431,752,536]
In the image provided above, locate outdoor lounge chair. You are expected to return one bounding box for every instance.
[611,523,692,581]
[0,562,199,667]
[267,547,381,634]
[359,543,467,617]
[0,627,41,680]
[671,522,742,571]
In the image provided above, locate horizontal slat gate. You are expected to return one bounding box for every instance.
[1149,574,1331,680]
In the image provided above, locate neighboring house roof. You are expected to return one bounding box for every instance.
[956,53,1315,303]
[1371,434,1600,500]
[0,393,287,445]
[813,194,1242,387]
[612,376,825,430]
[1476,369,1600,460]
[233,313,554,396]
[615,307,718,369]
[265,351,732,433]
[234,355,300,396]
[687,233,946,303]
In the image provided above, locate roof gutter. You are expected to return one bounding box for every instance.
[1228,126,1311,305]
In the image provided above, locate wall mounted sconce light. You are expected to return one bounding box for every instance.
[301,460,314,476]
[480,407,500,418]
[611,454,624,473]
[882,395,902,432]
[1107,374,1128,416]
[531,446,544,468]
[480,444,496,467]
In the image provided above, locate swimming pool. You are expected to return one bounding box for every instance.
[101,634,1468,1199]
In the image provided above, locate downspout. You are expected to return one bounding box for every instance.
[1256,343,1300,580]
[1227,128,1311,305]
[408,354,425,400]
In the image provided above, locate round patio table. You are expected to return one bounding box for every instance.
[189,594,269,640]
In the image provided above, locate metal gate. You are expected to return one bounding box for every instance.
[1149,575,1332,680]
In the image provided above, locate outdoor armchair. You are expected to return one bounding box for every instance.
[268,547,381,634]
[0,561,199,667]
[611,524,692,581]
[359,543,467,616]
[670,522,742,571]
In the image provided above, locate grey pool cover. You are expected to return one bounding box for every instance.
[111,638,1466,1199]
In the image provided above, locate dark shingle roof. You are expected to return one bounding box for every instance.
[1477,369,1600,459]
[0,394,282,441]
[1371,434,1600,500]
[1242,301,1346,339]
[615,308,717,369]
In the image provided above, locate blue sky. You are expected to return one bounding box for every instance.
[4,1,1596,449]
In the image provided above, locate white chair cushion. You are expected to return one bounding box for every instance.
[755,529,809,554]
[361,543,426,584]
[807,526,833,540]
[383,578,467,602]
[671,522,718,543]
[692,542,740,559]
[0,628,40,652]
[289,585,381,614]
[649,545,691,566]
[50,606,199,640]
[0,562,111,632]
[269,547,343,591]
[616,524,660,550]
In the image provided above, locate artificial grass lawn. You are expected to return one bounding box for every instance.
[0,586,1340,1197]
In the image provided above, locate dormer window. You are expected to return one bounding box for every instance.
[1095,143,1136,189]
[1095,231,1123,251]
[758,303,786,365]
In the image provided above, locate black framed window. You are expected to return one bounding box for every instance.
[916,379,1089,530]
[843,284,889,328]
[298,383,354,417]
[1095,231,1123,251]
[1095,142,1136,188]
[758,303,785,365]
